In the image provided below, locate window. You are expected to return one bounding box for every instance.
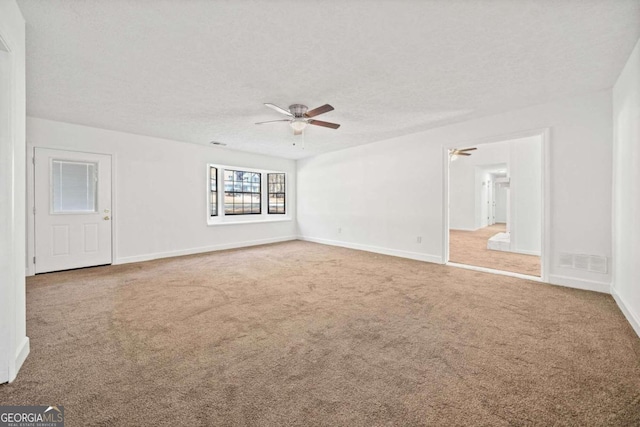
[52,160,97,213]
[207,164,289,224]
[209,166,218,216]
[268,173,286,214]
[224,169,261,215]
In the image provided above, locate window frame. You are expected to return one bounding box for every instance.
[267,173,286,215]
[223,169,262,216]
[209,166,218,217]
[207,163,290,226]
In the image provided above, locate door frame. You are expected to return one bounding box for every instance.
[0,24,14,385]
[27,146,116,276]
[0,13,29,383]
[442,128,551,282]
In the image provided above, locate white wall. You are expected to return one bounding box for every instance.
[0,0,28,383]
[509,136,542,255]
[449,142,508,230]
[26,118,297,269]
[612,37,640,337]
[298,90,612,292]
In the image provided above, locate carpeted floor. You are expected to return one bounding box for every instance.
[1,241,639,426]
[450,223,541,276]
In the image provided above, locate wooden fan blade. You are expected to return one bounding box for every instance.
[305,104,334,118]
[308,119,340,129]
[457,152,472,156]
[458,147,477,152]
[264,103,293,117]
[294,129,303,136]
[255,119,291,125]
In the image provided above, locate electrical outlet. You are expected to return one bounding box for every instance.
[416,236,422,243]
[338,227,342,234]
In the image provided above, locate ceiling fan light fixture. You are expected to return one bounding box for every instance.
[257,103,339,134]
[290,118,307,131]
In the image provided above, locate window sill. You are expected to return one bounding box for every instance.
[207,217,292,226]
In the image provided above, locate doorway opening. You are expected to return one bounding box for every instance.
[445,132,547,279]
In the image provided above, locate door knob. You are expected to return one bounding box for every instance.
[103,216,110,220]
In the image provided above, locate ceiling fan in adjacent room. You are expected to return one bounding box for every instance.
[449,147,477,160]
[255,103,340,135]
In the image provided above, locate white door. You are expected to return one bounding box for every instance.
[479,179,489,228]
[34,148,112,273]
[487,180,496,225]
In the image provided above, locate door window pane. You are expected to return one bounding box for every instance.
[52,160,97,213]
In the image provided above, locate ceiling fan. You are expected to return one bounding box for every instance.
[449,147,476,160]
[256,103,340,135]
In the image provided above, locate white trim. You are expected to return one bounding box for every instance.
[446,263,613,295]
[611,287,640,339]
[548,274,611,294]
[447,262,543,282]
[207,218,292,226]
[26,146,35,276]
[115,235,297,265]
[541,128,551,282]
[507,248,541,256]
[298,235,443,264]
[442,146,450,265]
[0,11,26,385]
[9,337,29,383]
[449,227,480,232]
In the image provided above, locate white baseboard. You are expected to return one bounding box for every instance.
[9,337,30,383]
[115,236,298,265]
[509,248,541,256]
[548,274,611,294]
[611,287,640,339]
[447,262,543,282]
[449,227,479,232]
[298,235,443,264]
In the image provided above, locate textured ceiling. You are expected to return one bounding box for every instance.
[17,0,640,159]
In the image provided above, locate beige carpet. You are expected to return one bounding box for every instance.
[450,223,541,276]
[1,241,639,426]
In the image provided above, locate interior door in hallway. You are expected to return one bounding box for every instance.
[34,148,112,273]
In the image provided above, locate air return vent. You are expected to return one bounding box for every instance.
[558,253,608,274]
[588,255,608,274]
[573,254,590,270]
[558,253,574,268]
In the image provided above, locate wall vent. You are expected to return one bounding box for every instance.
[558,253,574,268]
[588,255,608,274]
[573,254,590,270]
[558,253,608,274]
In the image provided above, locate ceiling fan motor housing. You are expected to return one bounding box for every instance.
[289,104,308,117]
